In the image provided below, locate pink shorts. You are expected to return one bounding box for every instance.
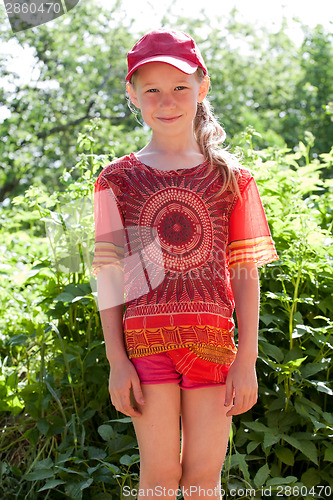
[131,349,229,390]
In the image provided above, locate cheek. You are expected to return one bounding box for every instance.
[138,96,156,111]
[137,98,156,124]
[181,94,199,114]
[179,91,198,105]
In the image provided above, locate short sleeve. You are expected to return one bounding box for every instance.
[227,176,278,267]
[92,170,125,275]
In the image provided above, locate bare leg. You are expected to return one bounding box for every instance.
[131,383,182,499]
[180,385,232,499]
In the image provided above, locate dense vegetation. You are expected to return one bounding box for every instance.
[0,1,332,499]
[1,1,333,203]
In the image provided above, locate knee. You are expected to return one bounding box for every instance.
[140,461,182,489]
[180,461,222,490]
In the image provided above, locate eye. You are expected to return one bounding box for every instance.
[175,86,187,91]
[146,88,159,93]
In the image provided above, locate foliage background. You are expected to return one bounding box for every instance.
[0,1,332,498]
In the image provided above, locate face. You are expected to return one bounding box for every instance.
[126,62,209,137]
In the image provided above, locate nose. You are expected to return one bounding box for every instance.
[160,92,175,109]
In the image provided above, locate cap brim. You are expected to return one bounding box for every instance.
[126,55,198,81]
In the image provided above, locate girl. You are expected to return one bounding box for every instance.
[93,29,278,500]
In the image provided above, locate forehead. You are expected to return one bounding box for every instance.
[134,62,197,84]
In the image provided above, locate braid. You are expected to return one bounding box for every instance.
[194,72,241,195]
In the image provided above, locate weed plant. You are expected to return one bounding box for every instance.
[0,122,332,499]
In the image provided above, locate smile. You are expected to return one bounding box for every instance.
[157,115,182,123]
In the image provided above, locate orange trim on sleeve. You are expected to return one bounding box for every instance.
[228,236,278,267]
[92,241,124,275]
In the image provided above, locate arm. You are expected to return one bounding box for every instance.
[225,261,259,416]
[97,265,144,417]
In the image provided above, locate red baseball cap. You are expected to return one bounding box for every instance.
[126,29,208,82]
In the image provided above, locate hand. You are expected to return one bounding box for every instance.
[109,358,145,418]
[224,357,258,417]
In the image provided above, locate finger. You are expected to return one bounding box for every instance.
[243,389,257,412]
[132,380,145,406]
[226,400,244,416]
[122,386,145,417]
[130,368,145,405]
[224,379,234,408]
[120,404,142,418]
[113,395,142,418]
[226,391,257,416]
[226,387,244,416]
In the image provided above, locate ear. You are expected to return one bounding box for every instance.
[197,75,210,103]
[126,82,141,109]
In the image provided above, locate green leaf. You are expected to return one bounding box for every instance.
[55,292,76,303]
[8,334,28,346]
[38,479,66,492]
[268,397,287,411]
[264,433,280,449]
[88,447,107,460]
[301,468,321,488]
[108,417,133,424]
[307,380,333,395]
[55,448,74,465]
[297,441,319,465]
[266,476,297,486]
[254,464,270,488]
[275,445,294,466]
[34,458,54,469]
[65,479,93,499]
[283,435,318,465]
[259,313,276,326]
[120,454,140,466]
[107,435,137,456]
[230,452,250,482]
[324,445,333,462]
[308,415,327,431]
[55,283,92,303]
[260,342,284,362]
[243,421,271,433]
[247,440,261,454]
[295,396,322,416]
[97,461,121,475]
[98,424,115,441]
[283,347,305,364]
[323,412,333,426]
[37,418,50,436]
[287,356,308,369]
[25,469,55,481]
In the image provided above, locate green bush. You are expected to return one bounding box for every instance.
[0,122,332,499]
[223,130,333,499]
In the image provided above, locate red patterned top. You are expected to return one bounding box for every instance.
[93,153,278,366]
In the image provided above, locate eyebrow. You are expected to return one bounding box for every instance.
[141,80,190,88]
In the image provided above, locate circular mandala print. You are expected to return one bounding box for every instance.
[139,188,213,272]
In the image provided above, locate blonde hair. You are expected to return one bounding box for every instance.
[194,69,241,195]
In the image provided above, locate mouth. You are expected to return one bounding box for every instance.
[157,115,182,123]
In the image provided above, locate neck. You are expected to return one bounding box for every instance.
[149,129,201,155]
[137,136,205,171]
